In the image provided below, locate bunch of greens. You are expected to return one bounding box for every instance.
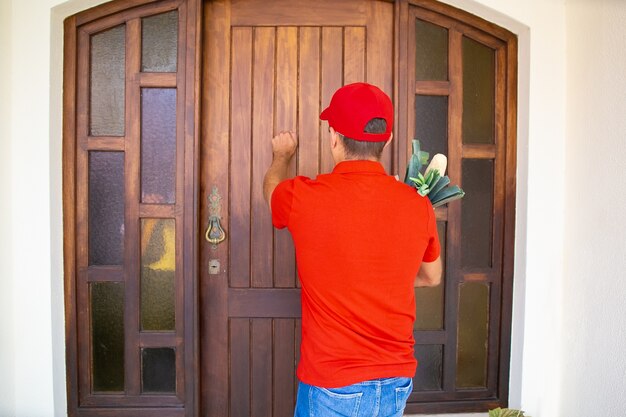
[403,140,465,207]
[488,408,530,417]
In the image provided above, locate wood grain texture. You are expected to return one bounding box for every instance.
[344,27,366,85]
[320,27,343,174]
[274,26,298,288]
[297,26,321,179]
[250,26,275,288]
[63,14,79,416]
[229,26,253,288]
[201,0,231,415]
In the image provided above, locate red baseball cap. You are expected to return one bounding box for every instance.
[320,82,393,142]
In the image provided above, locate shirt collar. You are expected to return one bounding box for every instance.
[332,160,387,175]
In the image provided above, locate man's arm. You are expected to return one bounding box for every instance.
[414,256,442,287]
[263,131,298,208]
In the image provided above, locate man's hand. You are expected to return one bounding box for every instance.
[263,131,298,208]
[271,131,298,160]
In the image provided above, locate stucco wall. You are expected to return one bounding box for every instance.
[0,0,15,415]
[562,1,626,416]
[8,0,626,416]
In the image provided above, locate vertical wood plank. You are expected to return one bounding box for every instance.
[492,45,507,275]
[251,319,273,417]
[366,1,394,172]
[273,319,295,417]
[294,319,302,394]
[230,319,251,417]
[124,17,141,397]
[175,1,188,402]
[405,9,417,176]
[179,0,204,407]
[230,27,253,288]
[251,27,276,288]
[274,26,298,288]
[320,27,343,174]
[298,26,321,179]
[75,27,91,401]
[443,29,463,393]
[395,1,410,177]
[63,15,80,413]
[486,46,507,396]
[343,26,366,85]
[201,0,231,415]
[499,34,518,404]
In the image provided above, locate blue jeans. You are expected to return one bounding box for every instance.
[294,377,413,417]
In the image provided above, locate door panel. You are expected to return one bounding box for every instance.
[201,1,394,416]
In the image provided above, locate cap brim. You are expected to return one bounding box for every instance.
[319,106,331,120]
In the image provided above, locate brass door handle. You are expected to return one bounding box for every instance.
[206,186,226,248]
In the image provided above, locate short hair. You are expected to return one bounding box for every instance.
[339,118,388,160]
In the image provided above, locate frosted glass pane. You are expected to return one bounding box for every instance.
[415,221,446,330]
[462,36,495,144]
[89,152,125,265]
[414,95,448,157]
[461,159,494,268]
[456,282,489,388]
[90,24,125,136]
[413,344,443,391]
[142,11,178,72]
[142,348,176,393]
[141,219,176,331]
[91,282,125,392]
[141,88,177,204]
[415,19,448,81]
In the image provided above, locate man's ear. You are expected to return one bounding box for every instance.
[329,127,340,149]
[383,132,394,149]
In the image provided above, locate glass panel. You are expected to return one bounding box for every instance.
[415,221,446,330]
[141,88,177,204]
[415,19,448,81]
[89,152,125,265]
[414,95,448,158]
[462,36,495,144]
[413,344,443,391]
[90,25,125,136]
[461,159,494,267]
[142,348,176,393]
[91,282,125,392]
[456,282,489,388]
[141,11,178,72]
[141,218,176,331]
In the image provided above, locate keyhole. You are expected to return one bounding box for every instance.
[209,259,221,275]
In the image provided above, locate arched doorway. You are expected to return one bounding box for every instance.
[63,0,517,415]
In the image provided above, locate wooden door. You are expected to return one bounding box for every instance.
[200,1,395,415]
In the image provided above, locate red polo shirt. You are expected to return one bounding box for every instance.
[271,160,440,388]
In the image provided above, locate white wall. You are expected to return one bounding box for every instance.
[0,0,16,415]
[8,0,61,415]
[562,1,626,416]
[0,0,584,416]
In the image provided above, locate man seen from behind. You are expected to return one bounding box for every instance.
[263,82,442,417]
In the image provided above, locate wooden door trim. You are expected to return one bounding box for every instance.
[200,0,231,415]
[231,0,369,26]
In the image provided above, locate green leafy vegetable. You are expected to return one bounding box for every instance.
[488,408,530,417]
[403,139,465,207]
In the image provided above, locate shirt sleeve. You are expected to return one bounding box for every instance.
[422,201,441,262]
[271,178,296,229]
